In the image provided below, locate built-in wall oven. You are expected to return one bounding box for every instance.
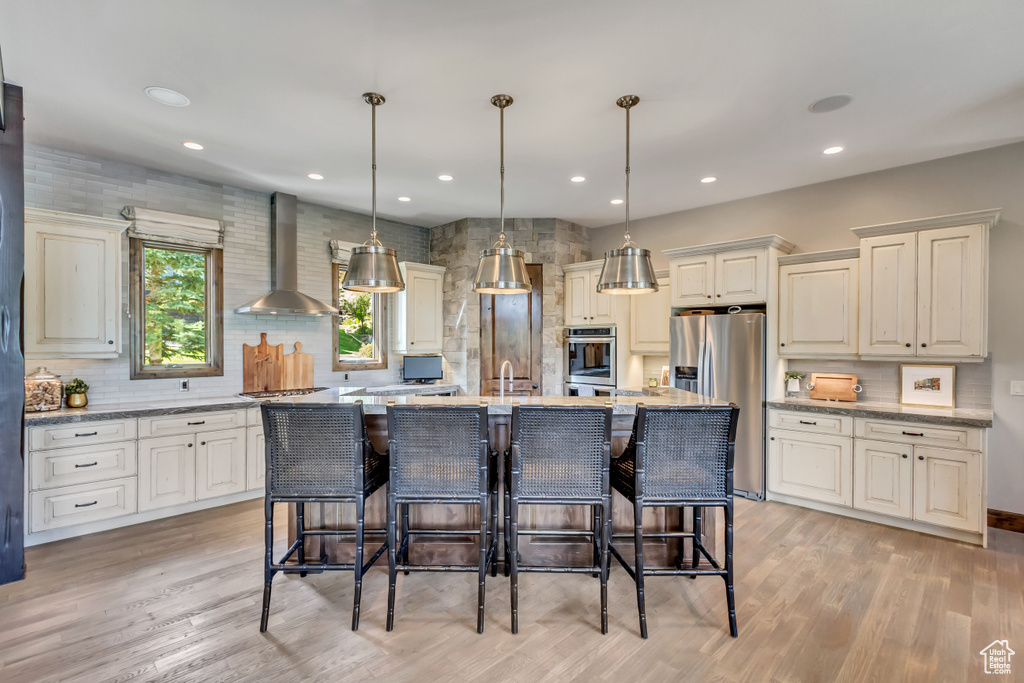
[564,326,616,390]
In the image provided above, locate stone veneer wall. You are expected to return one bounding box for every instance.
[431,218,591,396]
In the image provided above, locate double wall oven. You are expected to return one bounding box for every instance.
[564,326,616,396]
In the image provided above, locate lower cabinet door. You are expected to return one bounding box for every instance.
[30,477,137,533]
[196,428,247,500]
[768,429,853,506]
[246,426,266,491]
[139,434,196,512]
[913,446,981,532]
[853,439,912,519]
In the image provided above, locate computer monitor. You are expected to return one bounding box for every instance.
[402,355,443,383]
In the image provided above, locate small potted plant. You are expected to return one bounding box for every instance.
[64,378,90,408]
[784,371,805,395]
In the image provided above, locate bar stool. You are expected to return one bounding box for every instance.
[609,403,740,638]
[259,402,388,632]
[505,404,613,634]
[385,403,498,633]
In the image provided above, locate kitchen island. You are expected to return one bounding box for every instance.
[268,387,729,568]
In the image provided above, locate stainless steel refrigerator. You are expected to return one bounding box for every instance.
[670,311,765,499]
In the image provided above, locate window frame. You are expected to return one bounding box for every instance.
[332,262,388,372]
[129,237,224,380]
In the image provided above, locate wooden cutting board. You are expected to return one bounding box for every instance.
[809,373,858,402]
[242,333,283,393]
[281,341,314,390]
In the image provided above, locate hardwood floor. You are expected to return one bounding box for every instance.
[1,498,1021,682]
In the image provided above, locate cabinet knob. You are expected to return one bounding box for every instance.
[188,443,193,448]
[706,295,711,299]
[716,294,722,298]
[902,454,908,459]
[780,343,786,347]
[769,436,775,441]
[201,441,206,446]
[410,342,414,345]
[921,343,927,347]
[905,343,911,348]
[107,340,114,345]
[918,455,924,461]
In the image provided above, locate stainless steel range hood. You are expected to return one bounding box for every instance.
[235,192,338,316]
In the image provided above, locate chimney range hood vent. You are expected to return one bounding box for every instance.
[235,192,338,316]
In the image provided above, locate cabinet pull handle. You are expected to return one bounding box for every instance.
[902,431,924,437]
[75,461,99,468]
[798,420,817,425]
[188,420,205,426]
[918,455,924,460]
[75,501,98,508]
[75,432,98,437]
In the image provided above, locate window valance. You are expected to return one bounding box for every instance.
[122,206,225,249]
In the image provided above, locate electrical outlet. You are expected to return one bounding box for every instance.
[1011,380,1024,396]
[343,373,350,382]
[179,379,190,392]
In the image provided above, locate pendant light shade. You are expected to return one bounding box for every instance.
[343,92,405,293]
[472,94,531,295]
[597,95,659,295]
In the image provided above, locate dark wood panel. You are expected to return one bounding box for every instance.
[480,263,543,396]
[988,508,1024,534]
[0,83,25,585]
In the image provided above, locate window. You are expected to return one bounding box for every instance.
[129,239,223,379]
[333,262,388,371]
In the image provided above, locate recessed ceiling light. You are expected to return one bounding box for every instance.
[182,141,204,150]
[307,173,324,180]
[145,86,190,107]
[571,176,586,183]
[823,146,844,155]
[610,199,624,205]
[398,196,411,202]
[438,174,453,181]
[808,94,853,114]
[701,176,717,183]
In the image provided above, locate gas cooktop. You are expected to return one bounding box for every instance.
[239,387,328,399]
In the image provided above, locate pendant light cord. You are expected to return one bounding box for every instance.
[499,101,506,244]
[624,102,631,246]
[370,97,378,245]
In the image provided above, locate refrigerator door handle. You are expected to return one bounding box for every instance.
[0,305,7,353]
[702,337,714,398]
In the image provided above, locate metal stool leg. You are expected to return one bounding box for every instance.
[477,491,489,634]
[691,505,703,578]
[296,502,307,577]
[592,504,601,578]
[509,484,519,634]
[352,494,365,631]
[489,484,499,577]
[260,496,274,633]
[503,480,511,578]
[725,501,738,637]
[633,498,648,638]
[600,494,612,635]
[386,487,398,631]
[401,503,410,574]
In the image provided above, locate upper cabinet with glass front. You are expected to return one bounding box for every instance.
[664,235,795,308]
[24,208,128,359]
[853,209,998,361]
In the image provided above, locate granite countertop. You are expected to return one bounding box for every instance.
[767,397,993,429]
[272,386,725,415]
[24,383,463,426]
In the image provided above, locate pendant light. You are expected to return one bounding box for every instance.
[472,94,531,294]
[597,95,659,295]
[342,92,405,293]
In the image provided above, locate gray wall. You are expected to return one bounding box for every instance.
[592,141,1024,515]
[24,144,431,404]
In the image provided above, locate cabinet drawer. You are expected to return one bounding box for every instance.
[769,410,852,437]
[139,410,247,438]
[29,418,138,451]
[29,477,137,533]
[854,419,981,451]
[247,406,263,428]
[30,440,137,491]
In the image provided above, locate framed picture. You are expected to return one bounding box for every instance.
[660,366,671,387]
[900,364,956,408]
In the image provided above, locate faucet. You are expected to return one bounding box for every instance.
[499,360,513,401]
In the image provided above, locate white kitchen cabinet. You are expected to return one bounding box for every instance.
[853,439,913,519]
[665,235,795,309]
[777,250,859,357]
[196,428,247,500]
[393,262,445,354]
[247,426,266,491]
[913,446,981,532]
[29,477,137,533]
[669,255,715,307]
[853,210,996,360]
[768,429,853,507]
[24,208,127,359]
[629,273,670,354]
[138,434,196,512]
[563,261,616,325]
[30,440,137,491]
[916,224,986,357]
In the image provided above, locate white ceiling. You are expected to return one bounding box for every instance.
[3,0,1024,229]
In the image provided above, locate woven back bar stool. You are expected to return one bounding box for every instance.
[259,402,388,632]
[506,404,613,634]
[609,403,740,638]
[385,403,498,633]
